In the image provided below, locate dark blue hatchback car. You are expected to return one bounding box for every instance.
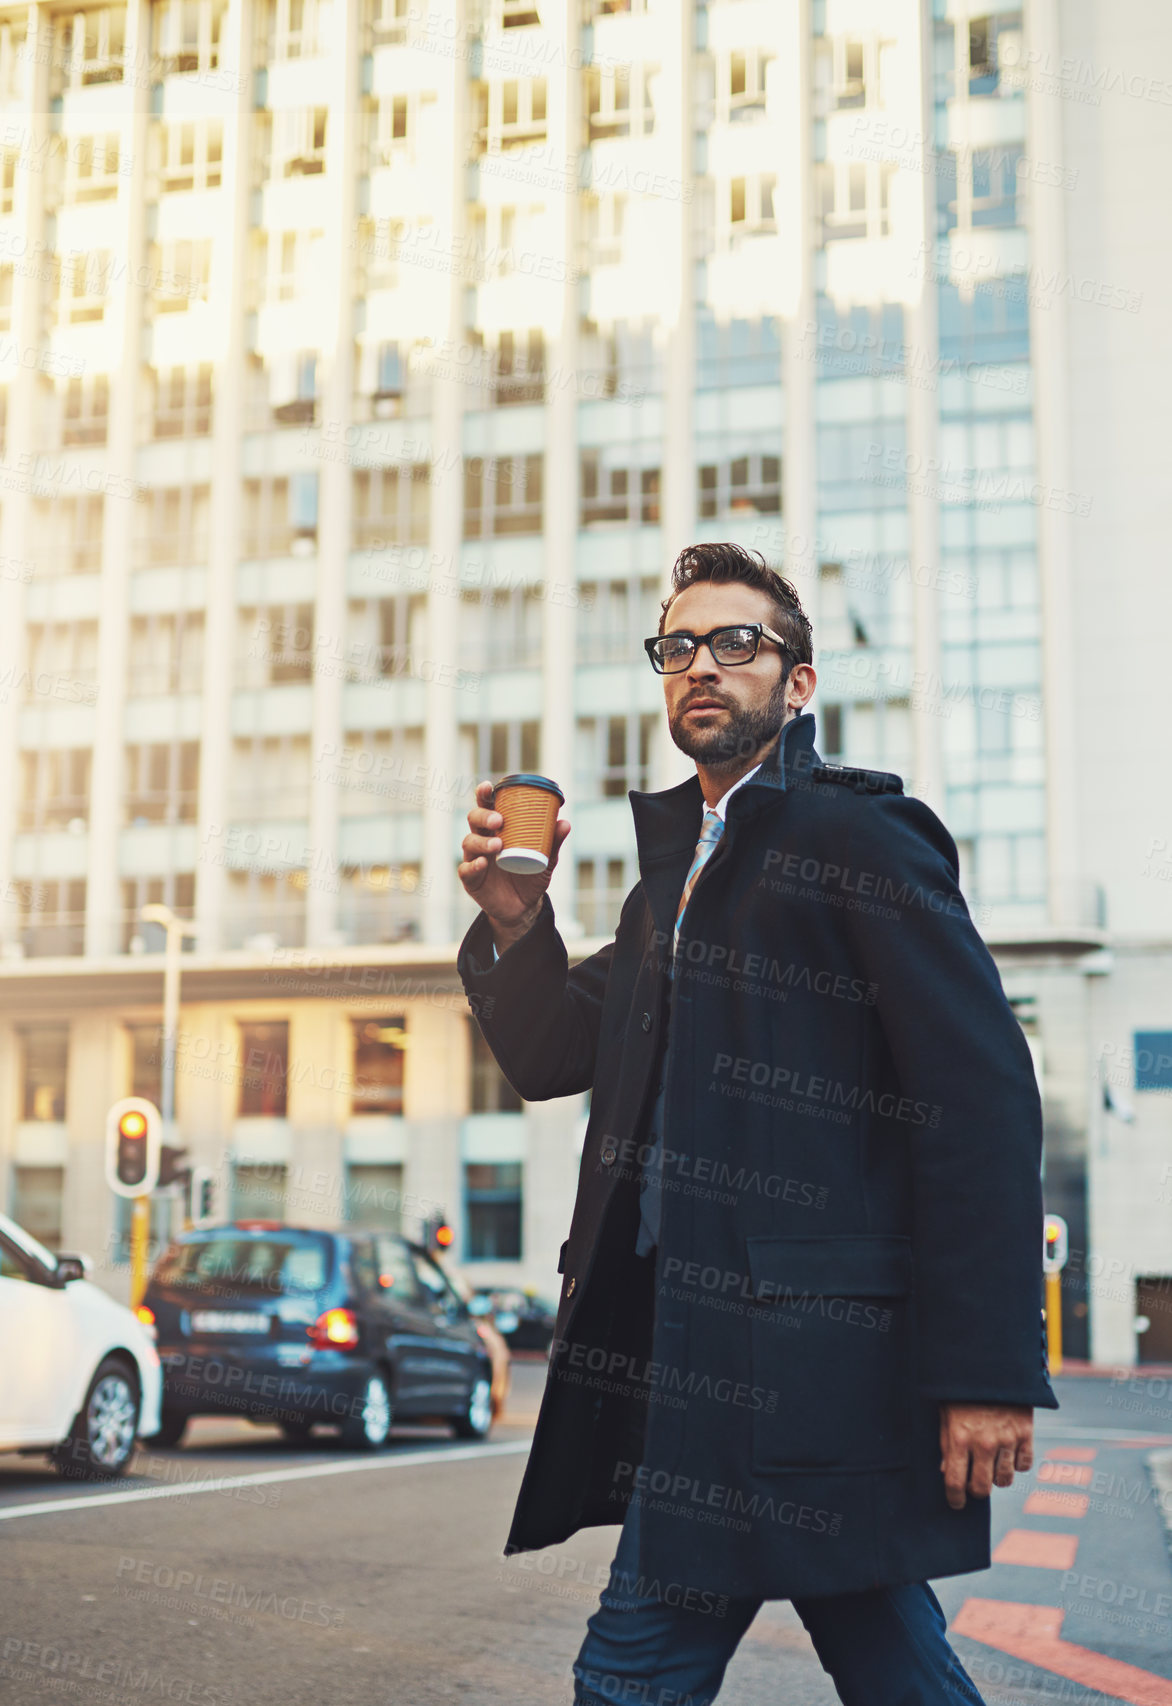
[141,1223,494,1449]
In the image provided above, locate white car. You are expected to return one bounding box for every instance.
[0,1211,162,1479]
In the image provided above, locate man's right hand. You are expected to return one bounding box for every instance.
[458,779,571,955]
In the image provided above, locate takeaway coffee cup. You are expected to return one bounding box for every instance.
[491,773,565,875]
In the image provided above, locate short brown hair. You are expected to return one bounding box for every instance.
[658,542,813,665]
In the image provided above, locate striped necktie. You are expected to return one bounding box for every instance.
[672,808,724,967]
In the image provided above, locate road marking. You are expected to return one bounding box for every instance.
[1024,1490,1090,1518]
[954,1598,1172,1705]
[1044,1446,1098,1462]
[0,1440,532,1523]
[992,1529,1080,1569]
[1038,1462,1094,1487]
[1037,1426,1172,1444]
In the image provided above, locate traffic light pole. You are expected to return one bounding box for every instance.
[130,1195,151,1309]
[1045,1268,1063,1374]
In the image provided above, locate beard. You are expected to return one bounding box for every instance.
[668,671,792,770]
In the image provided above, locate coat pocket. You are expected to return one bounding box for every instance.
[747,1234,914,1474]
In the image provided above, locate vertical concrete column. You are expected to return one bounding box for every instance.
[541,0,579,928]
[403,1000,466,1247]
[305,0,361,945]
[84,0,152,956]
[195,0,254,951]
[287,1003,348,1224]
[650,0,695,791]
[62,1014,126,1288]
[904,0,944,810]
[0,2,48,953]
[421,0,466,947]
[1024,0,1079,929]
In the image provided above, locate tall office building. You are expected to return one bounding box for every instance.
[0,0,1168,1356]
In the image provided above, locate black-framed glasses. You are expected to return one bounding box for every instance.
[643,623,791,674]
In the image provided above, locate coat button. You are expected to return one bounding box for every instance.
[641,1011,652,1031]
[600,1143,617,1165]
[566,1276,576,1298]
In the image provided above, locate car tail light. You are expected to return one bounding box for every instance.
[308,1307,360,1351]
[135,1304,157,1339]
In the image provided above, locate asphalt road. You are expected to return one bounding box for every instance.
[2,1366,1172,1706]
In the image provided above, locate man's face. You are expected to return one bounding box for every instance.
[659,582,792,768]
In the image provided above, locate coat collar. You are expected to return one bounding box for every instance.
[628,712,821,949]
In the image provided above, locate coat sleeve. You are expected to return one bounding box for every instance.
[839,791,1058,1410]
[456,890,620,1101]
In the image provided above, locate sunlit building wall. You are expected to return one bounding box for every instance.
[0,0,1168,1355]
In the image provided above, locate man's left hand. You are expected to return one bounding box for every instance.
[939,1403,1034,1510]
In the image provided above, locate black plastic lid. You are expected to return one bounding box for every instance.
[495,773,564,801]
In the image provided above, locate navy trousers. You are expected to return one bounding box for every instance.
[572,1490,987,1706]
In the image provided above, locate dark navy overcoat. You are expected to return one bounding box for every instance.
[457,710,1058,1600]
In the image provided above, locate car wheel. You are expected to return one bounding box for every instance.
[150,1408,189,1449]
[53,1357,140,1480]
[337,1373,392,1450]
[452,1374,493,1441]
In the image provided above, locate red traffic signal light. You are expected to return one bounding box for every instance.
[105,1098,161,1198]
[434,1223,454,1249]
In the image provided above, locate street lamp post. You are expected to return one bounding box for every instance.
[140,903,199,1252]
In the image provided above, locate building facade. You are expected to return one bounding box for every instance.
[0,0,1168,1353]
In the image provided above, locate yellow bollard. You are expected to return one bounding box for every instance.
[130,1196,151,1310]
[1045,1268,1063,1375]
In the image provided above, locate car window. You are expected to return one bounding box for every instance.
[410,1250,460,1308]
[0,1238,33,1283]
[153,1233,332,1295]
[373,1236,423,1303]
[349,1239,379,1295]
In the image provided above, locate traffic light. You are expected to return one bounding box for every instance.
[158,1145,191,1189]
[424,1213,455,1253]
[1043,1214,1069,1273]
[190,1166,216,1227]
[105,1098,162,1198]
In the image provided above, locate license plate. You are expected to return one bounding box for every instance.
[190,1311,270,1335]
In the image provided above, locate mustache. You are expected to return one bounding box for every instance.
[677,691,734,713]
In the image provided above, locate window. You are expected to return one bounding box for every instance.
[242,475,318,557]
[273,106,328,175]
[147,237,212,314]
[368,0,410,43]
[127,1024,164,1104]
[10,1166,64,1248]
[696,450,781,518]
[463,454,543,537]
[458,587,543,670]
[158,120,223,193]
[464,1163,522,1260]
[475,77,548,152]
[121,873,195,954]
[337,864,424,943]
[345,1163,405,1230]
[577,857,627,936]
[19,1026,69,1121]
[724,48,772,118]
[25,620,99,701]
[493,329,544,405]
[124,741,200,825]
[10,1168,65,1249]
[586,61,656,141]
[267,0,331,59]
[576,714,656,799]
[238,601,315,686]
[460,719,540,781]
[351,1015,406,1115]
[154,0,225,76]
[17,881,87,957]
[967,13,1022,97]
[352,465,430,548]
[18,748,92,831]
[0,263,12,333]
[345,597,428,682]
[135,485,211,567]
[372,1234,422,1298]
[231,1164,288,1221]
[224,870,307,949]
[821,703,844,758]
[1134,1034,1172,1094]
[578,318,660,399]
[55,249,112,324]
[578,576,662,665]
[127,612,205,696]
[238,1021,289,1117]
[51,8,125,90]
[152,364,213,438]
[469,1023,522,1113]
[580,452,660,527]
[965,147,1022,229]
[695,315,781,390]
[816,159,896,242]
[29,495,103,575]
[728,174,776,237]
[580,194,625,268]
[1,149,16,216]
[229,734,312,817]
[370,93,413,166]
[61,373,109,445]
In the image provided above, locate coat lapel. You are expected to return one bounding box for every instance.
[627,712,821,949]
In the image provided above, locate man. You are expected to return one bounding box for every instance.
[457,542,1057,1706]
